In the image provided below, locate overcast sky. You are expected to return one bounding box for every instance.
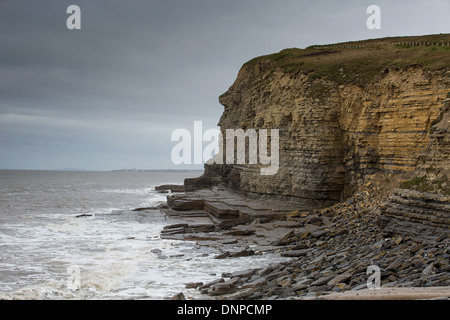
[0,0,448,170]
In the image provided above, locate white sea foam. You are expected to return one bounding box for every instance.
[98,188,154,195]
[46,219,87,232]
[0,170,287,300]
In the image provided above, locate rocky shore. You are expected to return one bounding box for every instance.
[154,35,450,300]
[153,184,449,300]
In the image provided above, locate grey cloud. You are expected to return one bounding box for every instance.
[0,0,448,170]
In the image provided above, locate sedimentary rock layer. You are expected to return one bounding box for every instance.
[186,35,450,206]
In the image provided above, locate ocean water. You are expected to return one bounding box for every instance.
[0,170,285,300]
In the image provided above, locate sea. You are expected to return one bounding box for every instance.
[0,170,285,300]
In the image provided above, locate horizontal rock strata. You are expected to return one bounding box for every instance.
[380,189,450,233]
[187,36,450,207]
[167,190,449,299]
[163,35,450,300]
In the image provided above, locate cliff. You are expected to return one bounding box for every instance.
[186,34,450,209]
[161,35,450,300]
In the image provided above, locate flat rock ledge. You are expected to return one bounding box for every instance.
[155,184,185,193]
[157,186,449,300]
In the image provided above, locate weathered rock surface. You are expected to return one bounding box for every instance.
[380,189,450,232]
[186,36,449,206]
[155,184,185,193]
[162,187,300,230]
[158,35,449,300]
[183,189,449,299]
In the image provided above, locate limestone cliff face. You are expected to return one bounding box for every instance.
[217,65,346,205]
[338,67,448,196]
[186,35,450,207]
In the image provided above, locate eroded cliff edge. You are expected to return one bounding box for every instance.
[186,34,450,208]
[160,35,449,299]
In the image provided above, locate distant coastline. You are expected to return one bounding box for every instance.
[111,169,204,173]
[0,168,205,173]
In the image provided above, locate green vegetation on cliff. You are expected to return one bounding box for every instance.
[245,34,450,86]
[400,174,450,195]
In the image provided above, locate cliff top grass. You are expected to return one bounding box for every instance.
[244,34,450,87]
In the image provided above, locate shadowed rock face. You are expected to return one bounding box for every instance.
[171,36,450,300]
[187,62,448,207]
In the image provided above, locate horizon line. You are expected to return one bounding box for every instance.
[0,168,205,172]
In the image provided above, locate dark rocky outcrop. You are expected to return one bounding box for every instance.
[161,35,450,300]
[186,35,450,207]
[155,184,185,193]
